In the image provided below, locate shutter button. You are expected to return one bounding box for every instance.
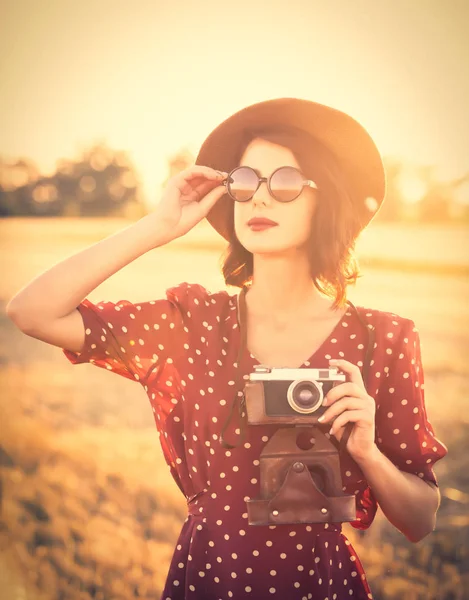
[293,462,304,472]
[321,508,328,514]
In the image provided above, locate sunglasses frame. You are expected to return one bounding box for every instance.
[222,165,319,203]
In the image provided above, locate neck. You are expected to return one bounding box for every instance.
[245,250,333,321]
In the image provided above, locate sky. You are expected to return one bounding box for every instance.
[1,0,468,207]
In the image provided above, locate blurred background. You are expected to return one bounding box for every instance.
[1,1,468,599]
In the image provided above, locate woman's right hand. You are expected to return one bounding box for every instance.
[155,165,228,240]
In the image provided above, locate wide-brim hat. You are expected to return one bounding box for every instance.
[195,97,386,242]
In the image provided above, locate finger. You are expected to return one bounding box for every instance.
[329,410,372,436]
[318,396,365,423]
[323,382,364,405]
[178,166,227,182]
[329,358,365,388]
[193,182,227,213]
[177,176,225,202]
[189,178,225,200]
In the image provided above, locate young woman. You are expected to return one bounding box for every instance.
[7,98,447,600]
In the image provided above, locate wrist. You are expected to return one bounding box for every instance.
[140,212,176,248]
[352,444,382,468]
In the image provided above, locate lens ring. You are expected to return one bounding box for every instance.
[287,379,323,414]
[227,166,259,202]
[269,166,305,202]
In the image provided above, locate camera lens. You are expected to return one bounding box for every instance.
[287,380,323,414]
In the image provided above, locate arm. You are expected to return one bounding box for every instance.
[6,212,174,334]
[354,446,440,543]
[5,163,226,334]
[324,317,447,542]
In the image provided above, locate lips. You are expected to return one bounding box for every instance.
[247,218,278,227]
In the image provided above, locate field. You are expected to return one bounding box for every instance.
[1,217,468,600]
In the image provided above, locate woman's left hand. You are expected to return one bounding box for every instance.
[318,358,377,462]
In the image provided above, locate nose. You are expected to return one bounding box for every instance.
[251,178,273,207]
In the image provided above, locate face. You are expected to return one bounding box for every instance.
[233,138,317,256]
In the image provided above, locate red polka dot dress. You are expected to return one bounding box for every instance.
[62,282,448,600]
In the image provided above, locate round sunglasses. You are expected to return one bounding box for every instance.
[222,166,318,203]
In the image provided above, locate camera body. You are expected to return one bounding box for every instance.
[244,365,346,426]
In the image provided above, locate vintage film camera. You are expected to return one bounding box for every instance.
[243,365,357,525]
[245,365,345,424]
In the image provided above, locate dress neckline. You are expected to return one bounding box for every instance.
[232,291,352,370]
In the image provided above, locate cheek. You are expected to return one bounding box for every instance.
[234,203,248,235]
[288,199,315,237]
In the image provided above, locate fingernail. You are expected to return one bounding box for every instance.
[318,416,325,422]
[329,427,334,435]
[322,398,328,406]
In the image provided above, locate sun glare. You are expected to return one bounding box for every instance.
[397,170,427,204]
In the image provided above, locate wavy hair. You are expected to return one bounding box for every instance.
[220,125,363,309]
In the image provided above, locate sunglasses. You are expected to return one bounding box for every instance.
[222,166,318,203]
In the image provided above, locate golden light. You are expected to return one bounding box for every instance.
[397,170,427,204]
[57,159,75,176]
[120,171,137,188]
[32,183,58,203]
[79,175,97,193]
[454,181,469,205]
[108,181,125,200]
[90,149,113,172]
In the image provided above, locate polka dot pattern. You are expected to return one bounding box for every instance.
[62,282,447,599]
[374,318,448,485]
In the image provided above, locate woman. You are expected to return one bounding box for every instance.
[7,98,447,600]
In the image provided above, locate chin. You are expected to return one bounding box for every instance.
[240,237,298,256]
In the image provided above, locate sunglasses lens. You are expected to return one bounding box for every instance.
[228,167,258,202]
[270,167,304,201]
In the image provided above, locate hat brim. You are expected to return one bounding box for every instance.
[195,97,386,242]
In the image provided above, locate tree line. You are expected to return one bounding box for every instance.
[1,143,468,223]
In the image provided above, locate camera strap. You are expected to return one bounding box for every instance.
[219,286,250,449]
[219,285,375,452]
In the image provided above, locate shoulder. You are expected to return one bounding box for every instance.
[352,303,420,349]
[165,281,235,313]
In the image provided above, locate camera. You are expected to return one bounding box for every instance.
[244,365,346,426]
[242,365,356,525]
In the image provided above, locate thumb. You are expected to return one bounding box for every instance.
[197,183,228,217]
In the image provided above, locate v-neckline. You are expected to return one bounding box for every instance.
[233,291,351,370]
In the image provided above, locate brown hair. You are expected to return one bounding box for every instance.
[220,125,363,309]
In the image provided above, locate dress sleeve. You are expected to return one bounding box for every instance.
[374,318,448,488]
[61,282,192,384]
